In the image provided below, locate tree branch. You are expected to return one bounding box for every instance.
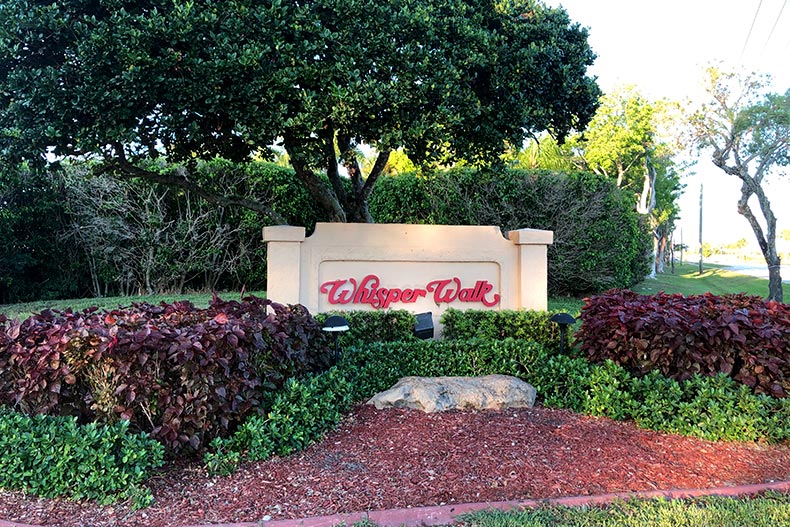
[283,135,346,222]
[361,149,391,202]
[103,150,289,225]
[322,123,349,210]
[736,183,768,257]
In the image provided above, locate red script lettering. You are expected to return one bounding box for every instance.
[320,274,500,308]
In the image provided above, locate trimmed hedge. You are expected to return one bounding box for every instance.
[0,409,164,506]
[207,336,790,474]
[577,290,790,397]
[314,310,417,348]
[369,168,652,296]
[206,338,546,473]
[441,308,572,351]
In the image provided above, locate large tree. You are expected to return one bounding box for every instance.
[575,85,683,278]
[689,67,789,302]
[0,0,600,222]
[583,85,656,189]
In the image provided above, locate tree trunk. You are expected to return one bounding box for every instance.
[655,233,667,274]
[768,261,784,303]
[639,152,658,279]
[647,231,657,279]
[337,135,391,223]
[736,180,783,302]
[285,140,348,222]
[636,153,657,215]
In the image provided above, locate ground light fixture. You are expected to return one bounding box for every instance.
[414,312,434,339]
[322,315,350,362]
[549,312,576,354]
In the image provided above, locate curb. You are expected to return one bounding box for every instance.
[3,480,790,527]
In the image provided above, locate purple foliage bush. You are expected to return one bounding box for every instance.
[577,290,790,398]
[0,296,331,454]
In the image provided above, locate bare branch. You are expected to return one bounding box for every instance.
[103,150,289,225]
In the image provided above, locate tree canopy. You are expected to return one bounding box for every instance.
[583,85,656,189]
[509,85,686,279]
[0,0,601,222]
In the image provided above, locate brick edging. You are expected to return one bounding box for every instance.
[4,480,790,527]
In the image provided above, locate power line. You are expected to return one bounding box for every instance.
[763,0,788,52]
[741,0,764,59]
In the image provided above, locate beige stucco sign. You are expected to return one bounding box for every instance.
[263,223,553,331]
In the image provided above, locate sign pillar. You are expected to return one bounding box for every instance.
[262,226,306,305]
[508,228,554,311]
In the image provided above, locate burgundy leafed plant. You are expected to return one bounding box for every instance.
[0,297,332,455]
[577,290,790,398]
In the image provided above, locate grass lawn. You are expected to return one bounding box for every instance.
[547,261,774,317]
[455,493,790,527]
[632,262,772,297]
[0,290,266,320]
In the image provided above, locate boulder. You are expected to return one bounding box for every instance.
[367,374,536,413]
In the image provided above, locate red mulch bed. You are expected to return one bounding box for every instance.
[2,404,790,527]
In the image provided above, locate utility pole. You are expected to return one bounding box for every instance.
[698,184,703,275]
[680,228,684,266]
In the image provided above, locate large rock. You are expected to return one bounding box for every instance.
[367,374,536,413]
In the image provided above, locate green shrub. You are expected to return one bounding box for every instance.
[342,338,548,386]
[314,310,417,348]
[441,308,572,351]
[203,437,241,477]
[206,338,548,471]
[209,366,355,468]
[343,338,788,444]
[526,352,593,411]
[226,338,546,465]
[0,409,164,507]
[657,374,774,442]
[765,396,790,442]
[626,369,685,433]
[580,359,636,420]
[369,168,651,295]
[206,335,789,475]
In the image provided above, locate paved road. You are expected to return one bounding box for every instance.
[717,263,790,283]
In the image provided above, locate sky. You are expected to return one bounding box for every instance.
[544,0,790,247]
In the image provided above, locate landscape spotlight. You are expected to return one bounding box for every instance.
[322,315,350,361]
[414,312,434,340]
[549,312,576,354]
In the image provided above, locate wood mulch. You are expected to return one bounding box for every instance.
[2,404,790,527]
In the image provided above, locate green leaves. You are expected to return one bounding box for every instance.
[0,0,600,221]
[314,310,417,348]
[369,167,652,295]
[441,308,568,352]
[0,410,164,506]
